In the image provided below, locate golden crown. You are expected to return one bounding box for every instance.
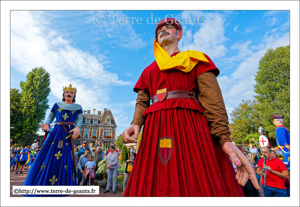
[63,84,77,93]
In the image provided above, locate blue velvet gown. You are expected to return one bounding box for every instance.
[24,103,82,195]
[276,126,290,153]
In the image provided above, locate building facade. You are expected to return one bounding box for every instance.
[73,108,117,150]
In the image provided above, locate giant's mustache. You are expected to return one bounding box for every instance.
[66,95,72,98]
[160,31,170,38]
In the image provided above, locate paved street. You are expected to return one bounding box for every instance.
[10,169,265,197]
[10,169,123,197]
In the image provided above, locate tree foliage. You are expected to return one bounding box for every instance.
[244,133,260,145]
[254,45,290,140]
[230,99,262,144]
[10,89,23,143]
[230,46,290,145]
[116,134,125,149]
[10,67,51,146]
[121,145,128,163]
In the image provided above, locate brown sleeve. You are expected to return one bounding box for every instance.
[131,89,150,128]
[196,71,231,146]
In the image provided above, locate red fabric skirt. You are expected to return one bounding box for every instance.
[124,108,244,197]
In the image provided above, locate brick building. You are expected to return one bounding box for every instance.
[73,108,117,150]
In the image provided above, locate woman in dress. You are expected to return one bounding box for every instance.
[24,84,83,193]
[122,146,136,194]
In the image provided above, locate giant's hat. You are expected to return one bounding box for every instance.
[155,18,182,36]
[271,115,284,119]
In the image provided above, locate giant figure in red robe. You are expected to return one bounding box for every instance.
[122,18,259,197]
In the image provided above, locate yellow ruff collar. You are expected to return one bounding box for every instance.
[154,37,210,73]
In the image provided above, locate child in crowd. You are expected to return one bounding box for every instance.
[10,154,16,170]
[10,146,14,154]
[24,153,34,171]
[84,155,96,185]
[13,152,21,171]
[31,149,39,164]
[15,145,30,174]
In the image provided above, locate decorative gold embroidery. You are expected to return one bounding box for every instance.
[52,142,54,145]
[63,113,69,120]
[72,173,74,182]
[58,107,62,113]
[72,110,76,114]
[49,175,58,185]
[64,164,68,171]
[66,143,69,146]
[55,151,62,160]
[58,140,63,148]
[71,151,73,159]
[40,163,46,171]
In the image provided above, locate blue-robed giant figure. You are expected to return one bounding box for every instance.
[276,126,290,152]
[272,115,290,165]
[24,84,83,194]
[272,115,290,152]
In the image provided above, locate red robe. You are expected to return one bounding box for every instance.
[106,149,119,155]
[124,53,244,197]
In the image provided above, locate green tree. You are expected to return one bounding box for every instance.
[16,67,51,145]
[10,89,23,143]
[254,45,290,141]
[230,99,262,144]
[121,145,128,163]
[115,134,125,149]
[244,133,260,145]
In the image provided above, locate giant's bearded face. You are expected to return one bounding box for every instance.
[156,24,182,46]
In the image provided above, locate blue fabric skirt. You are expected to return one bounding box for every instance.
[23,125,77,196]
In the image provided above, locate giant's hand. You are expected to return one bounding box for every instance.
[39,123,49,131]
[222,142,260,190]
[285,144,290,150]
[122,124,140,143]
[70,127,80,138]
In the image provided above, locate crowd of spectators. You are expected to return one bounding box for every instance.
[11,137,290,197]
[10,140,41,174]
[231,143,290,197]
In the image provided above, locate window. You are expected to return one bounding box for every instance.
[94,119,98,124]
[86,119,90,124]
[106,119,110,125]
[84,129,89,137]
[92,129,96,136]
[104,130,111,138]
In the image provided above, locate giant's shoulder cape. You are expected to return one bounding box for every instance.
[56,102,82,111]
